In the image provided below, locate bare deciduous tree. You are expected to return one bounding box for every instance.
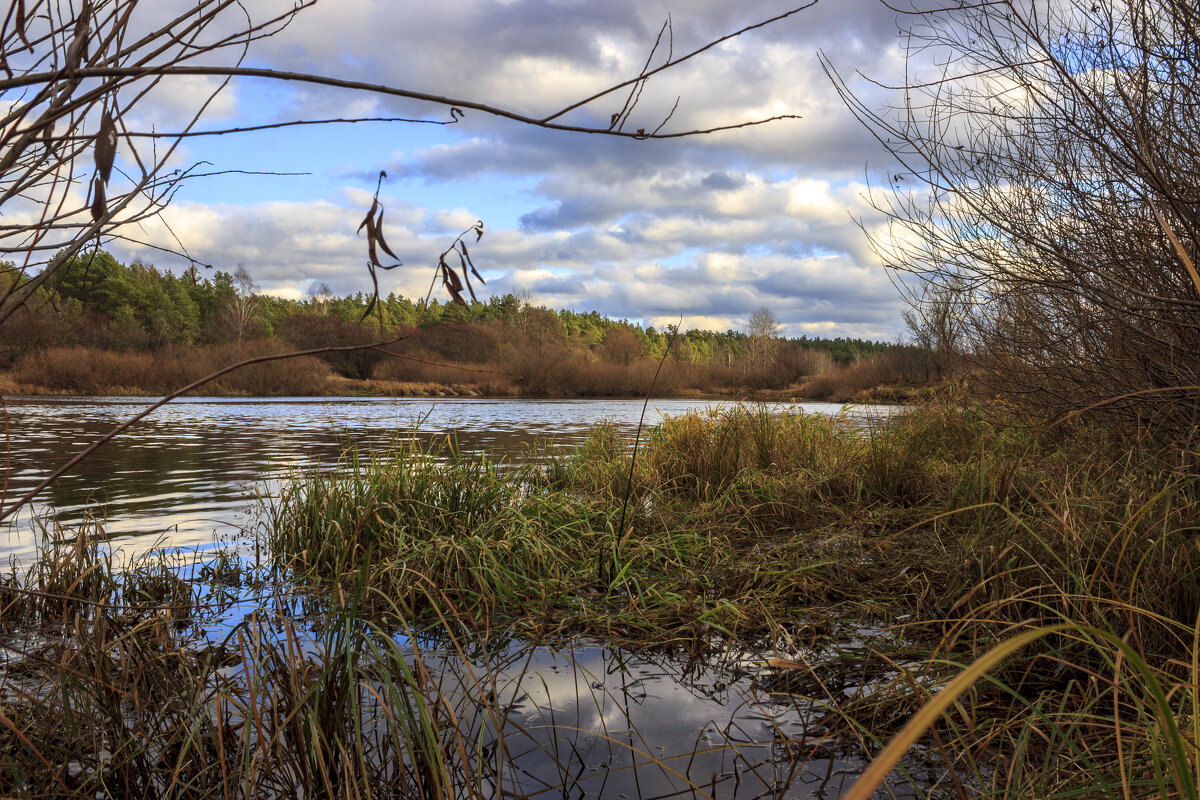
[826,0,1200,441]
[225,264,259,343]
[747,305,781,372]
[901,279,965,382]
[307,281,334,314]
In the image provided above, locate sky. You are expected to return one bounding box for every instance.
[105,0,919,340]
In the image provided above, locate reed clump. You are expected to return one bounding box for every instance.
[266,403,1200,798]
[0,530,544,799]
[265,437,742,642]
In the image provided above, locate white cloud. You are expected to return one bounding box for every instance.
[98,0,923,341]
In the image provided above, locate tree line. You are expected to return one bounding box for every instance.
[0,250,898,396]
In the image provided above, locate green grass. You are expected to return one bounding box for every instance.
[266,405,1200,643]
[7,402,1200,798]
[265,402,1200,798]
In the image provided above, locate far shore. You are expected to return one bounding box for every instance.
[0,372,930,405]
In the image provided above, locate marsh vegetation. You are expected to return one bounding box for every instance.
[5,402,1200,797]
[5,0,1200,796]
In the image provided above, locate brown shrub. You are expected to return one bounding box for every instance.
[204,345,333,396]
[373,352,517,395]
[799,349,930,402]
[277,314,385,380]
[11,345,333,395]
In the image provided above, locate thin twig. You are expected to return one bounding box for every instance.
[616,320,681,544]
[3,64,801,139]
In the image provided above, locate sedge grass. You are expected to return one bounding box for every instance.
[265,402,1200,797]
[7,402,1200,797]
[1,531,869,799]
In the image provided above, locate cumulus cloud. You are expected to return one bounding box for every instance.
[106,0,923,341]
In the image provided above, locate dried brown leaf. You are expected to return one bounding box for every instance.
[358,201,377,234]
[456,251,477,302]
[360,295,377,321]
[95,107,117,184]
[375,207,400,261]
[66,11,90,72]
[360,263,380,321]
[90,177,105,221]
[459,241,484,284]
[15,0,29,48]
[440,257,467,305]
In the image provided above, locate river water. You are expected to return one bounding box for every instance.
[0,396,947,799]
[1,396,892,564]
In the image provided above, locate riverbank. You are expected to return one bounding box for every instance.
[0,343,938,403]
[7,402,1186,797]
[0,367,934,404]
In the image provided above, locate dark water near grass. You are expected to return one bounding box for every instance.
[0,396,895,564]
[0,396,925,799]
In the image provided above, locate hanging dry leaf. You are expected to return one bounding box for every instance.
[66,10,90,72]
[94,107,117,183]
[15,0,29,48]
[459,241,485,284]
[359,261,380,321]
[90,177,105,221]
[375,207,400,260]
[367,234,380,269]
[456,250,477,302]
[355,172,405,322]
[357,200,378,235]
[439,255,467,306]
[763,657,808,671]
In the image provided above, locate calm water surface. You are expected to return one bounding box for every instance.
[1,396,895,563]
[0,396,942,799]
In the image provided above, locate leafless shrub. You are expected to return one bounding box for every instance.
[12,343,333,395]
[600,327,645,366]
[800,348,930,402]
[826,0,1200,441]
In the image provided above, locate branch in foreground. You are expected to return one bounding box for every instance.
[4,64,801,140]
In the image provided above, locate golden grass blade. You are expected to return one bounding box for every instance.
[843,623,1072,800]
[1192,607,1200,792]
[1151,202,1200,298]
